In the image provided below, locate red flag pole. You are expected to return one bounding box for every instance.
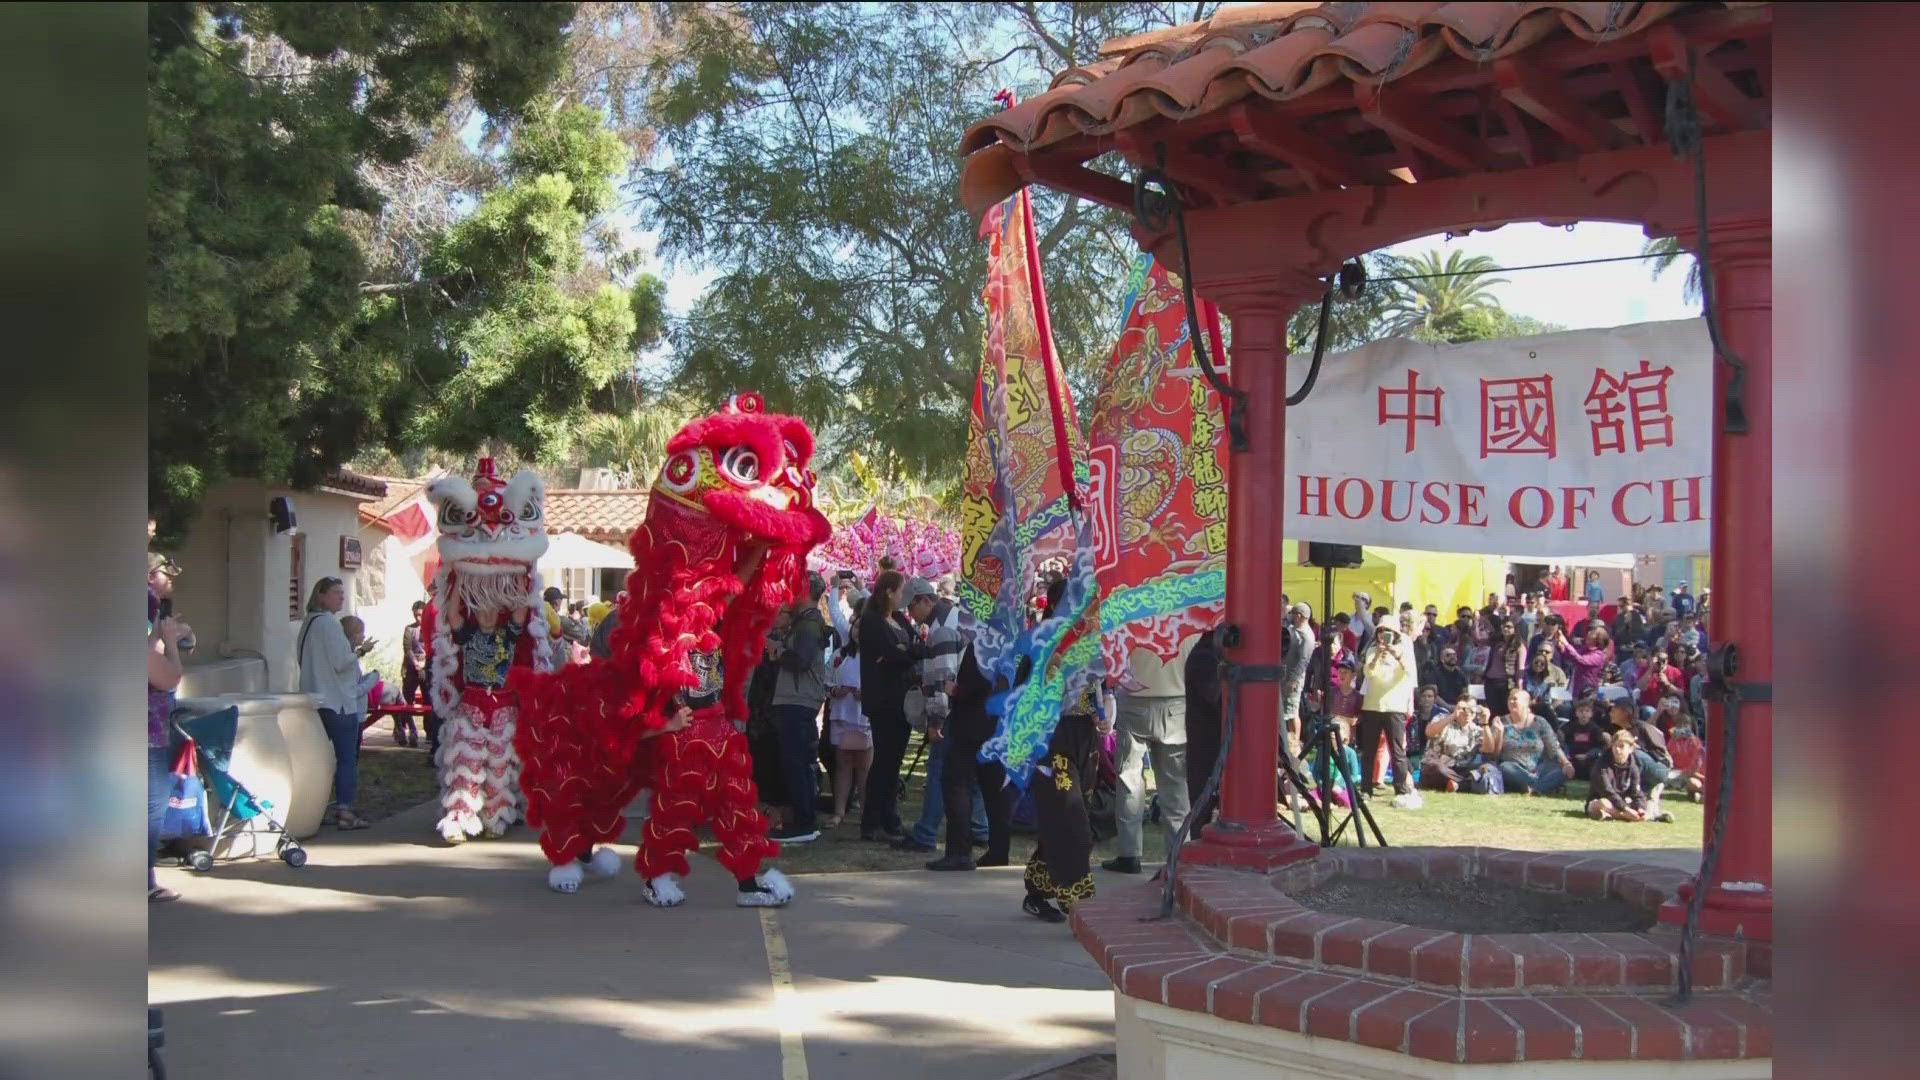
[1001,89,1081,512]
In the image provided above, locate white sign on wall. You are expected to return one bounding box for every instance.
[1284,319,1712,556]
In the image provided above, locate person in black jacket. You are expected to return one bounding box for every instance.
[1433,646,1471,706]
[767,574,831,843]
[1183,630,1223,833]
[858,570,919,841]
[1586,730,1651,820]
[925,643,1014,870]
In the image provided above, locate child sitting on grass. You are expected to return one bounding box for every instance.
[1587,730,1654,821]
[1667,722,1707,803]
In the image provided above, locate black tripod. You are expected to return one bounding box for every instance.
[1288,715,1388,848]
[1283,562,1386,848]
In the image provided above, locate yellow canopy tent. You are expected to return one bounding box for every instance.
[1373,546,1508,615]
[1280,543,1505,619]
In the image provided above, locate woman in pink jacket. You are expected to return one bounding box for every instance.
[1556,624,1613,699]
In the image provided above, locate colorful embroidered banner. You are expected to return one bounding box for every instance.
[1086,255,1229,691]
[959,187,1102,786]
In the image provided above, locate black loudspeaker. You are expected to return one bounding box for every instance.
[268,496,297,534]
[1305,542,1364,569]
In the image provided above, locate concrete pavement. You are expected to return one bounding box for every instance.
[148,799,1703,1079]
[149,801,1116,1080]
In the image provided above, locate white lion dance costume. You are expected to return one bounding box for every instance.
[424,459,554,844]
[514,393,831,907]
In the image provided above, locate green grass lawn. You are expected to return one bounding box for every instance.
[353,738,439,823]
[350,731,1701,872]
[1358,779,1704,852]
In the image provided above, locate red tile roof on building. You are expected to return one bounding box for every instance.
[543,489,650,544]
[959,1,1771,217]
[317,469,390,500]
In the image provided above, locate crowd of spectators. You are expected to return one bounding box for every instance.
[1287,574,1714,821]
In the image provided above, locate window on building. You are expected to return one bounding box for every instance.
[561,567,593,604]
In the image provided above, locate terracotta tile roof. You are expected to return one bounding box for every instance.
[357,474,433,522]
[959,1,1771,216]
[316,468,390,500]
[543,489,650,544]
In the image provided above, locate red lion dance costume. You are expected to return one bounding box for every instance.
[424,460,555,844]
[514,394,830,907]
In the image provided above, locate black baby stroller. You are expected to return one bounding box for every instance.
[172,705,307,872]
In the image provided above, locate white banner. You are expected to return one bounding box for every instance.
[1284,319,1711,556]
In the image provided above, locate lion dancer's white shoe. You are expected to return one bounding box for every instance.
[547,847,624,894]
[735,867,795,908]
[644,873,687,908]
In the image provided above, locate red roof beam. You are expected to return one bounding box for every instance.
[1113,128,1269,206]
[1646,26,1765,133]
[1011,151,1136,215]
[1227,102,1399,189]
[1610,60,1663,145]
[1494,58,1627,154]
[1492,96,1540,167]
[1354,85,1494,174]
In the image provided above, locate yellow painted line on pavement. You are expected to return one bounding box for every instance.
[759,908,810,1080]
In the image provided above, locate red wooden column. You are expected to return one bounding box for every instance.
[1660,219,1772,940]
[1183,278,1321,871]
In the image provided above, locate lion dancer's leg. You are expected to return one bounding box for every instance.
[537,780,637,893]
[476,702,520,838]
[634,727,705,907]
[435,698,491,843]
[708,719,791,907]
[518,689,643,892]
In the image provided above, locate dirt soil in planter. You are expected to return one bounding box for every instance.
[1289,874,1655,934]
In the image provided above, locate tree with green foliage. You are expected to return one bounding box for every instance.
[636,2,1219,482]
[1284,252,1415,354]
[148,2,666,544]
[1642,234,1703,303]
[1383,249,1511,341]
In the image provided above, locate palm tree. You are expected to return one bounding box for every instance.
[1642,235,1703,303]
[579,400,698,486]
[1384,250,1511,339]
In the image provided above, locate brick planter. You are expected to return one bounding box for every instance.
[1076,848,1771,1075]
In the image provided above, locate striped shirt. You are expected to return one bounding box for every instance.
[919,600,964,722]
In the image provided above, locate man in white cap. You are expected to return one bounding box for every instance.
[1350,591,1373,641]
[1281,602,1316,756]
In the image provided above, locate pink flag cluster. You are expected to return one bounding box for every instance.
[809,509,961,581]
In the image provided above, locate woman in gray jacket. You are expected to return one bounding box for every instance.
[298,577,372,829]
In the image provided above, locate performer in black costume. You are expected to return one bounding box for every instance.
[1021,579,1100,924]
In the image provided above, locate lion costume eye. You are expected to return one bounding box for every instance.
[720,447,760,486]
[660,451,699,495]
[439,502,465,527]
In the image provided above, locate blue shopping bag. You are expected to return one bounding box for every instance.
[159,741,210,840]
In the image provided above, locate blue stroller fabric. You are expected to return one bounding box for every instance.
[177,706,272,819]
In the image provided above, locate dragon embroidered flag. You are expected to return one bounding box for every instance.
[959,188,1103,786]
[1086,255,1229,690]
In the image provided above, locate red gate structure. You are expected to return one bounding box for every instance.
[960,3,1771,1070]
